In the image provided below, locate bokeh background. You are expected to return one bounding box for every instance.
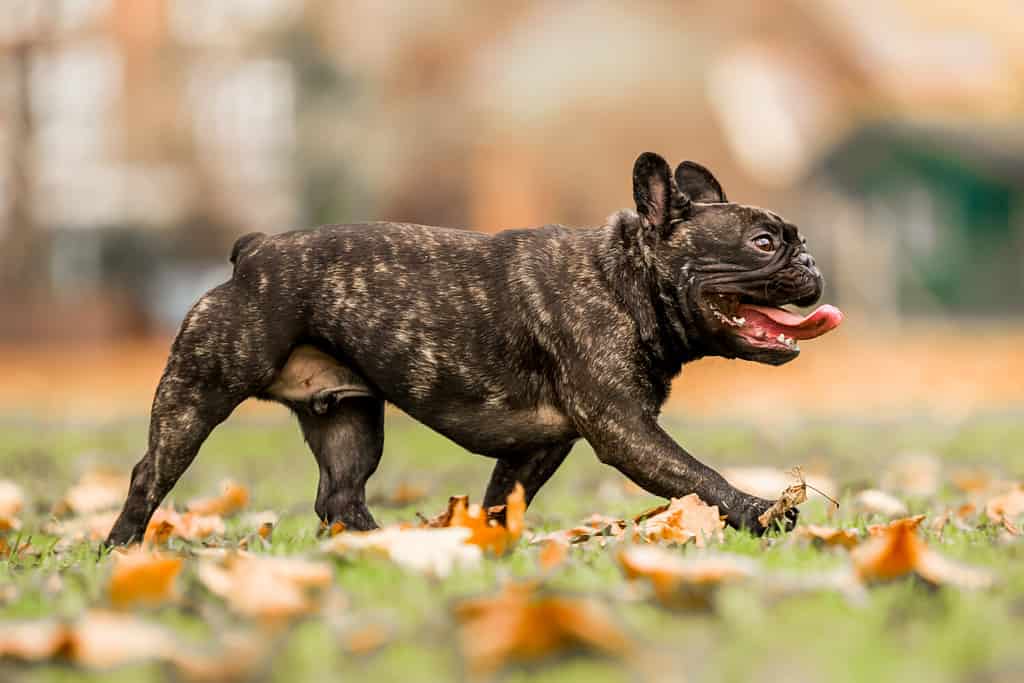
[1,0,1023,421]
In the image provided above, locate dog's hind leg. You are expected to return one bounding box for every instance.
[106,282,292,546]
[297,397,384,531]
[482,442,575,509]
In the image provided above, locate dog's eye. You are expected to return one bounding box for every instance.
[752,235,776,252]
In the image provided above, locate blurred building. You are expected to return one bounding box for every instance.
[1,0,1023,340]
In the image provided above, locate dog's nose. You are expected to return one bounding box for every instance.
[797,252,815,269]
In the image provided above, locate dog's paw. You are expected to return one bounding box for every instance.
[727,495,799,536]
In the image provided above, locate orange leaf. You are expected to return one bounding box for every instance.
[53,471,129,517]
[145,508,225,543]
[635,493,724,547]
[985,485,1024,525]
[538,539,568,570]
[794,525,860,550]
[186,480,250,516]
[0,480,24,531]
[852,516,993,588]
[618,545,755,607]
[197,551,333,621]
[109,548,183,608]
[454,582,630,676]
[427,484,526,555]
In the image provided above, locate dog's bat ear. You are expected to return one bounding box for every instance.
[674,161,727,203]
[633,152,677,232]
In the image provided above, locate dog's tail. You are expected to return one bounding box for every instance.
[230,232,266,266]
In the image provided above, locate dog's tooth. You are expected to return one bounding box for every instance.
[733,316,746,326]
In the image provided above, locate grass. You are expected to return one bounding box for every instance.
[2,410,1024,682]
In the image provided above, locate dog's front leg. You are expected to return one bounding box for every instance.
[572,403,796,534]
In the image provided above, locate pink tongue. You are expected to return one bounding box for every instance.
[736,304,844,340]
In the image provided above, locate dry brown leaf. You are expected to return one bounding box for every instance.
[45,511,119,543]
[0,611,173,669]
[454,582,630,677]
[53,471,129,517]
[0,480,24,531]
[323,526,482,577]
[985,485,1024,525]
[757,483,808,529]
[794,525,860,550]
[197,551,333,621]
[145,508,226,543]
[854,489,909,517]
[538,539,568,570]
[618,545,755,607]
[866,514,926,537]
[109,548,183,608]
[342,624,392,655]
[636,493,724,547]
[421,484,525,555]
[419,494,469,528]
[949,467,995,494]
[852,516,993,588]
[0,612,267,679]
[881,452,941,497]
[186,480,250,517]
[723,466,836,503]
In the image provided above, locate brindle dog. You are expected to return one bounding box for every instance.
[106,152,843,545]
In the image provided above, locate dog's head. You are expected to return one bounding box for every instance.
[627,152,843,365]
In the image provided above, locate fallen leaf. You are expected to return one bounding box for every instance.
[854,489,908,517]
[852,516,993,588]
[0,612,267,679]
[45,511,119,543]
[636,493,724,547]
[419,495,469,528]
[757,483,808,529]
[197,551,333,621]
[723,467,835,503]
[186,480,249,517]
[538,539,568,570]
[240,510,279,530]
[985,485,1024,525]
[0,480,24,531]
[53,471,129,517]
[145,508,226,543]
[109,548,183,608]
[949,467,995,494]
[618,545,755,607]
[866,514,926,536]
[0,611,173,669]
[454,582,630,677]
[794,525,860,550]
[323,526,482,577]
[881,452,941,497]
[419,484,525,555]
[342,623,392,655]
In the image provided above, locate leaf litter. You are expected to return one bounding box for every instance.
[2,460,1020,679]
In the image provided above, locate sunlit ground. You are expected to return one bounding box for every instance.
[2,412,1023,683]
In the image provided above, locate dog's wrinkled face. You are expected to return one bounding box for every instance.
[632,152,843,365]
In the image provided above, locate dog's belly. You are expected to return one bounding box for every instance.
[267,345,578,455]
[415,402,579,457]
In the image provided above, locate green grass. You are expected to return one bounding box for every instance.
[2,411,1024,682]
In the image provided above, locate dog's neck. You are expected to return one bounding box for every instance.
[598,210,708,395]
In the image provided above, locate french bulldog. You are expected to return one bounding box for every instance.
[106,152,843,545]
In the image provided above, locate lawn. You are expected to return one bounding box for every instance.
[2,411,1024,683]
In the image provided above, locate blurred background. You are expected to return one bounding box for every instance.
[1,0,1022,421]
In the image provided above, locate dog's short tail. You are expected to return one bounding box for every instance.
[230,232,266,266]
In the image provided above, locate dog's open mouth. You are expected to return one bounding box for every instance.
[710,296,844,352]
